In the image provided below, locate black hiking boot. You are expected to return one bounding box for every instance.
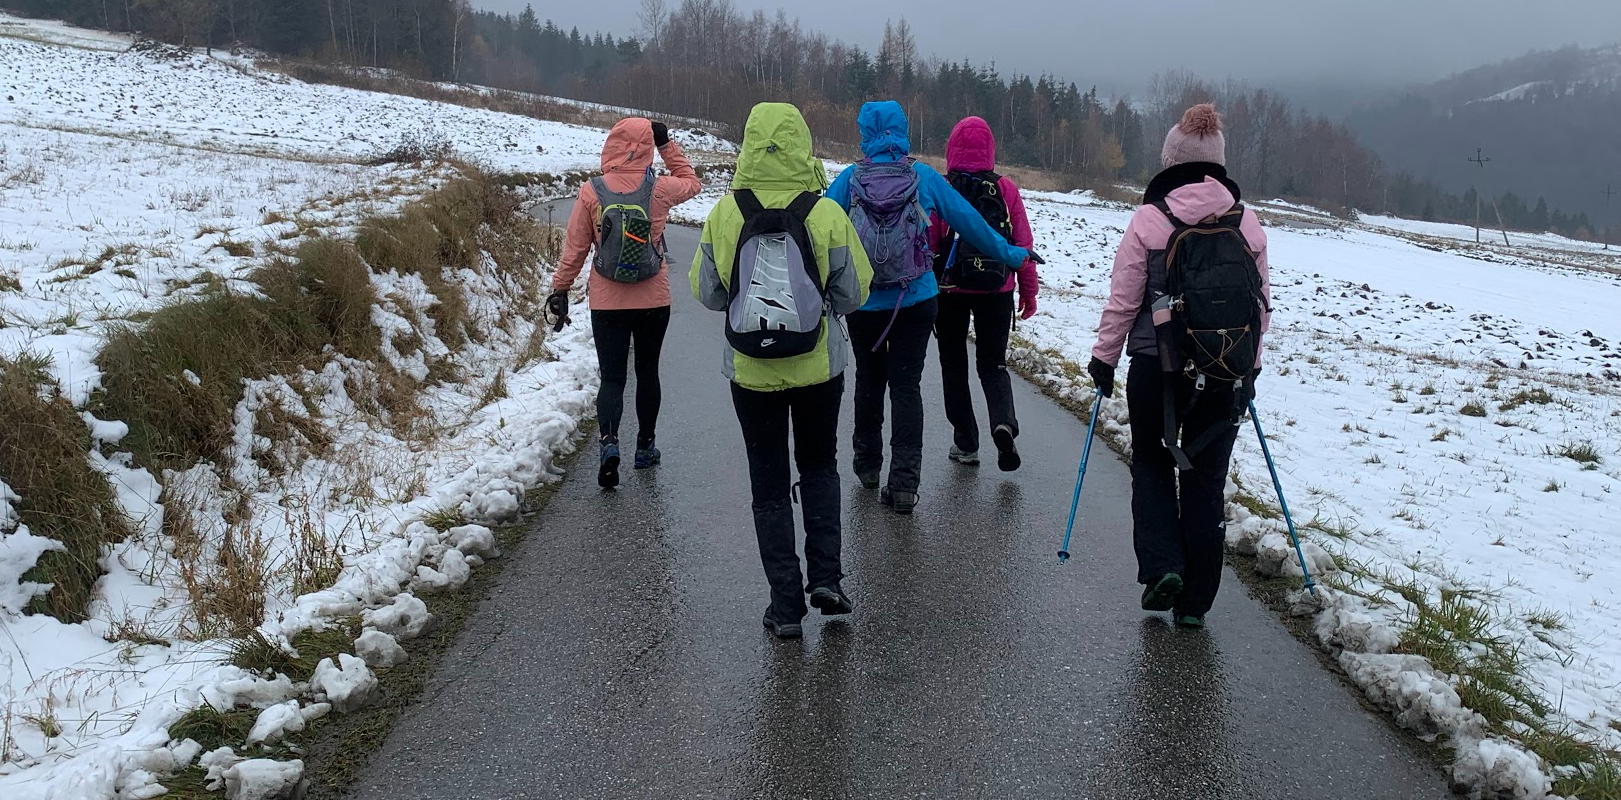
[761,610,803,639]
[855,467,881,490]
[633,438,661,469]
[948,445,980,466]
[880,486,918,515]
[1140,573,1184,612]
[992,424,1021,472]
[809,585,854,616]
[598,436,621,489]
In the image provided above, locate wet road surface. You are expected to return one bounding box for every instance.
[348,204,1453,799]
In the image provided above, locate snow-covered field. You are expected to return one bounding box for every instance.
[0,13,729,798]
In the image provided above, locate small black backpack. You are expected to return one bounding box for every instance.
[1153,200,1266,469]
[937,170,1015,292]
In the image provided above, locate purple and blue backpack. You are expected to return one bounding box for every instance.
[849,159,932,290]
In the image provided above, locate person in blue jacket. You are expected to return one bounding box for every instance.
[825,101,1032,514]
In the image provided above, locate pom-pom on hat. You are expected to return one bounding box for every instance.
[1161,103,1226,168]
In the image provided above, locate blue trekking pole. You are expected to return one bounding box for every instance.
[1058,389,1104,563]
[1248,400,1317,594]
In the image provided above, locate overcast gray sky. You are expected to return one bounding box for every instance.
[486,0,1616,96]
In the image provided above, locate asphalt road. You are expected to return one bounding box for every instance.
[347,202,1453,800]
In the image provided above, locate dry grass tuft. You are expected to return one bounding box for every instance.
[0,354,131,622]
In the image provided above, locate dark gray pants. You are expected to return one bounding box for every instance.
[731,376,845,622]
[847,297,939,494]
[1126,357,1242,617]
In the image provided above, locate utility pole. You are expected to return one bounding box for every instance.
[1468,148,1490,244]
[1603,184,1617,251]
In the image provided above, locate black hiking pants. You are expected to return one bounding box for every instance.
[847,297,939,494]
[591,306,671,446]
[731,376,845,622]
[934,290,1017,453]
[1126,357,1243,617]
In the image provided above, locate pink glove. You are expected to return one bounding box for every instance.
[1019,296,1037,320]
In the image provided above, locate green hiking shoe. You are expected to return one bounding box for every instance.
[1175,613,1206,629]
[1140,573,1185,612]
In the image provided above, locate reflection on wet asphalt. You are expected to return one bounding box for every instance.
[348,204,1452,800]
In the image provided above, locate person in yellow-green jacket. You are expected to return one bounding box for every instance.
[692,102,873,639]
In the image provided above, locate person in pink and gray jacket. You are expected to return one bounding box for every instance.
[929,116,1041,472]
[1086,103,1271,628]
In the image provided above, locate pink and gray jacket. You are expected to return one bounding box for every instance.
[1092,166,1271,367]
[927,117,1039,307]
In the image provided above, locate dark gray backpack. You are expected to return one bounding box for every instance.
[592,172,661,283]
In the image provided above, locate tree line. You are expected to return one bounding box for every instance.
[5,0,1602,241]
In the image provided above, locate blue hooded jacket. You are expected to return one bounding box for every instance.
[825,101,1030,312]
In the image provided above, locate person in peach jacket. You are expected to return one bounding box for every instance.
[549,118,701,489]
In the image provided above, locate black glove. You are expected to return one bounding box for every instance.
[650,121,669,148]
[1087,357,1115,399]
[546,290,571,332]
[1025,249,1045,265]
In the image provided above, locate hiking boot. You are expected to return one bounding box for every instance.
[598,437,621,489]
[1175,613,1206,629]
[761,611,803,639]
[809,585,854,616]
[948,446,980,466]
[879,486,917,515]
[855,467,881,490]
[634,440,661,469]
[1140,573,1184,612]
[992,424,1021,472]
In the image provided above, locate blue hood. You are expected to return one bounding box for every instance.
[858,101,911,161]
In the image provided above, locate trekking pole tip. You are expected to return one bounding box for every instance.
[1057,550,1070,563]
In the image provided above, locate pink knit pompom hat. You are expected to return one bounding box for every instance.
[1161,103,1226,168]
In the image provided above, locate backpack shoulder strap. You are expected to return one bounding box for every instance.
[786,191,821,221]
[590,176,612,221]
[734,189,765,220]
[1152,199,1185,227]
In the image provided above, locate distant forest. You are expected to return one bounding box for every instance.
[5,0,1603,240]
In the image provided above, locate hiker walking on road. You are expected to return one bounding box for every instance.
[1088,103,1271,628]
[930,116,1041,473]
[825,101,1032,514]
[691,102,873,639]
[551,117,702,489]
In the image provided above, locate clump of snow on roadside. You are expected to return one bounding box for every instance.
[310,655,377,714]
[222,758,304,800]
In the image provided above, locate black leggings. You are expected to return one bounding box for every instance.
[934,290,1017,453]
[591,306,671,446]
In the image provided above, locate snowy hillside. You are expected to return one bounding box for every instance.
[0,13,732,799]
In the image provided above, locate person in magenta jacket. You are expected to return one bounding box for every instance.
[1087,103,1271,628]
[927,116,1040,472]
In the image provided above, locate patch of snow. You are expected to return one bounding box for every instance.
[221,758,303,800]
[353,629,407,669]
[309,654,377,714]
